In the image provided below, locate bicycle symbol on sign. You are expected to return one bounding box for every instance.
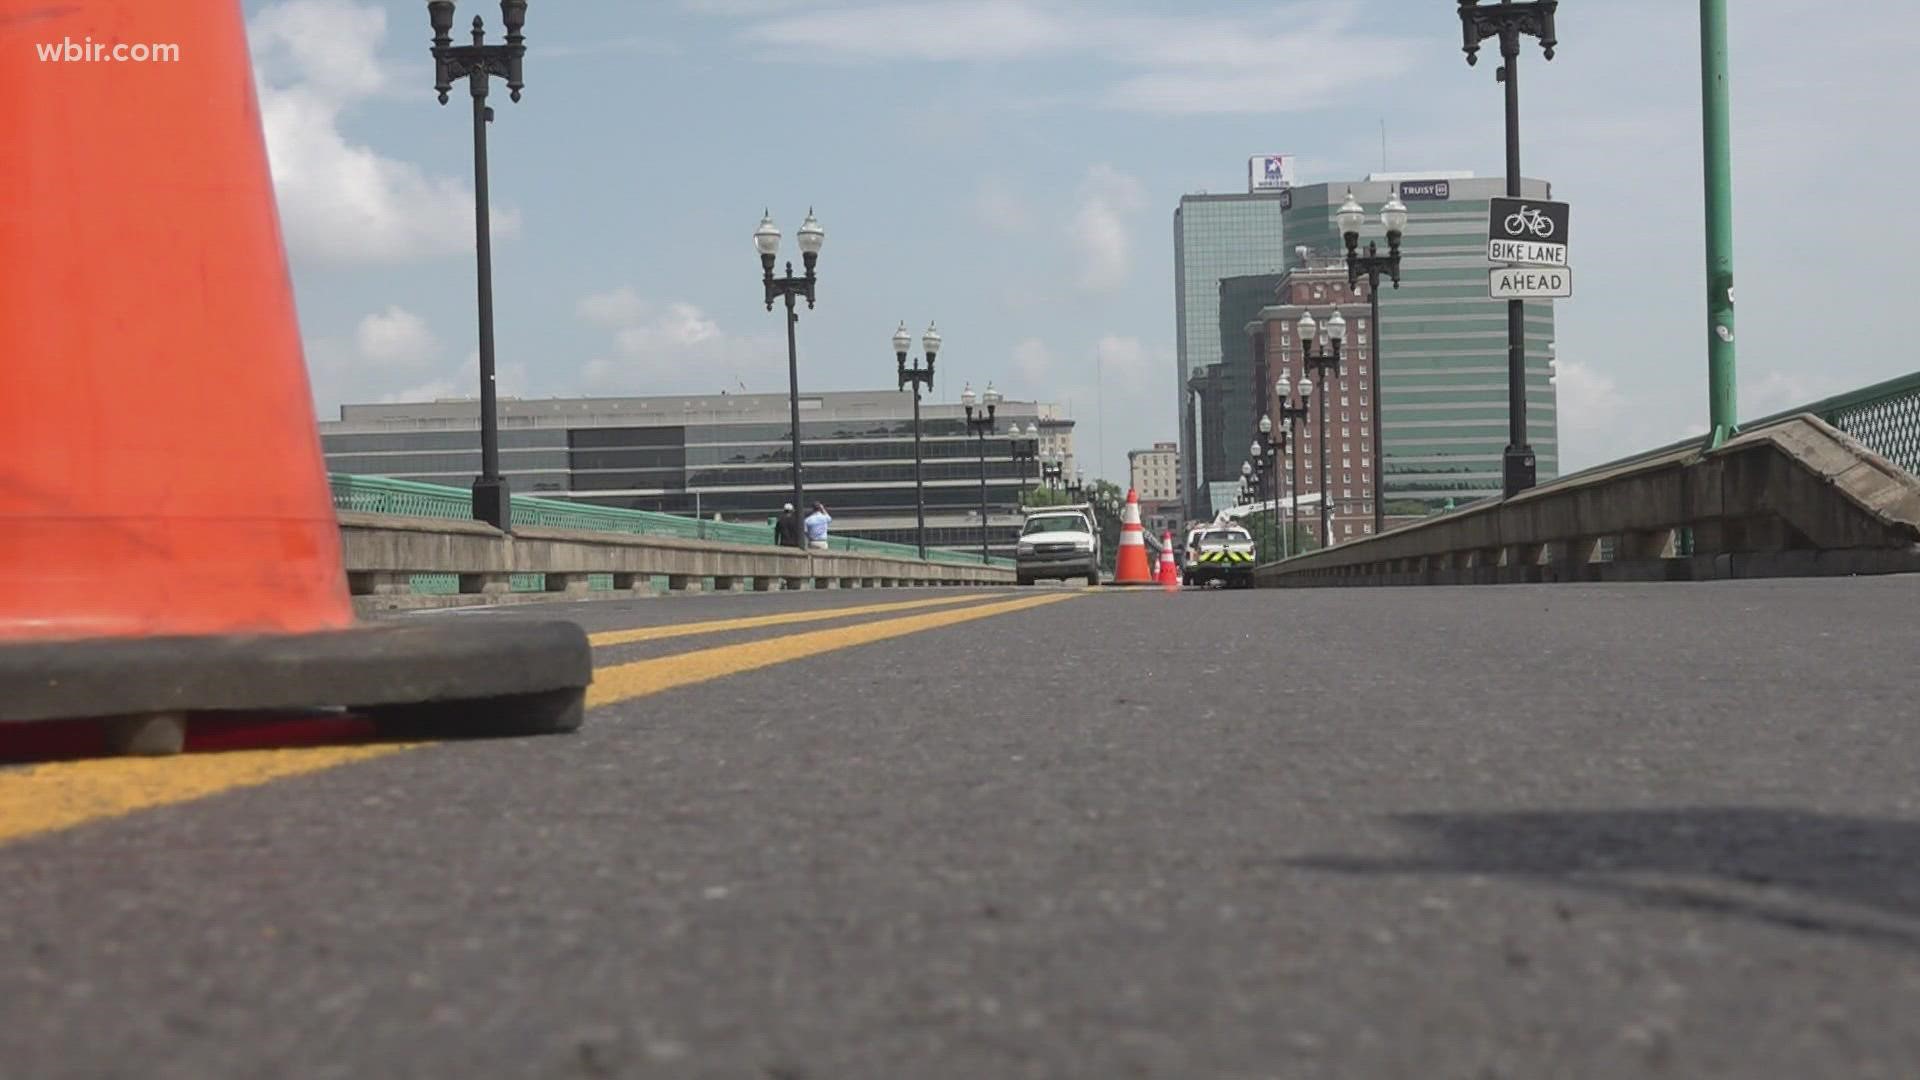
[1503,205,1556,239]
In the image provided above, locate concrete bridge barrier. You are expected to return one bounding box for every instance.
[1256,415,1920,588]
[340,512,1014,613]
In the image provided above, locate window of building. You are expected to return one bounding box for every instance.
[1343,472,1351,483]
[1341,396,1350,407]
[1342,426,1350,437]
[1345,524,1354,535]
[1338,364,1348,377]
[1364,525,1374,535]
[1359,365,1369,375]
[1360,381,1369,391]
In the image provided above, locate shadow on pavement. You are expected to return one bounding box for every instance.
[1292,807,1920,951]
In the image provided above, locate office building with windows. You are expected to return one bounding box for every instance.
[1173,192,1289,519]
[1127,441,1180,502]
[319,391,1073,556]
[1250,255,1381,544]
[1280,174,1558,507]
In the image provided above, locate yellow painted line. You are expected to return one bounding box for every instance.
[588,592,1074,706]
[0,592,1074,847]
[586,592,997,648]
[0,745,412,847]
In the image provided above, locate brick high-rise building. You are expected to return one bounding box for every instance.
[1248,253,1378,546]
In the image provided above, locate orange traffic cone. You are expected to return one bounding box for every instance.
[0,1,588,746]
[1159,530,1181,592]
[1113,489,1153,584]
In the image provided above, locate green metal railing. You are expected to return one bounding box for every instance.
[1543,369,1920,492]
[1780,371,1920,476]
[330,474,1013,575]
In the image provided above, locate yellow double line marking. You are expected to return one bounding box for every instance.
[585,592,993,648]
[0,592,1074,846]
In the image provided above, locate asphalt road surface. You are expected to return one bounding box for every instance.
[4,578,1920,1078]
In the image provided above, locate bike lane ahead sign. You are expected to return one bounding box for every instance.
[1487,197,1569,268]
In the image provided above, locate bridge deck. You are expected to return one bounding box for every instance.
[3,580,1917,1077]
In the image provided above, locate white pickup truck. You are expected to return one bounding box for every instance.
[1015,505,1102,586]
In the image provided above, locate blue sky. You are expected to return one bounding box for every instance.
[250,0,1920,484]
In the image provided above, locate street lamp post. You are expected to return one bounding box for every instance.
[1248,439,1269,562]
[1041,459,1064,493]
[894,321,940,560]
[428,0,528,531]
[1338,187,1407,535]
[1257,416,1285,559]
[1065,469,1085,502]
[1459,0,1558,499]
[1277,382,1308,556]
[757,209,826,548]
[1298,310,1346,547]
[962,382,1000,562]
[1010,423,1040,506]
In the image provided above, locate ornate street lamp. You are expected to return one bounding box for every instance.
[428,0,530,530]
[1010,422,1040,504]
[757,209,826,546]
[1339,187,1407,535]
[1298,310,1345,547]
[962,382,1000,562]
[1459,0,1558,498]
[894,321,939,559]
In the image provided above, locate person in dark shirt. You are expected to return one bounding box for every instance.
[773,502,799,547]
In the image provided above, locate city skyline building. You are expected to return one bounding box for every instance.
[1128,441,1180,502]
[1173,191,1289,520]
[319,391,1073,556]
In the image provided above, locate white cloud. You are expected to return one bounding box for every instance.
[727,2,1418,114]
[1002,334,1175,484]
[1070,165,1146,293]
[377,350,525,406]
[576,287,652,329]
[575,290,781,396]
[1011,338,1054,385]
[975,174,1033,233]
[1741,370,1844,419]
[250,0,520,264]
[1553,358,1626,439]
[354,305,436,365]
[747,1,1071,63]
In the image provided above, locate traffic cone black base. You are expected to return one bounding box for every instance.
[1,621,590,736]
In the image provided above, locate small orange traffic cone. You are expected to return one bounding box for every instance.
[1113,489,1153,584]
[1159,530,1180,592]
[0,0,588,747]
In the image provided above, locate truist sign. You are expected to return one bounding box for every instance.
[1397,179,1451,201]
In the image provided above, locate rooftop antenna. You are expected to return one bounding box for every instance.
[1380,117,1388,172]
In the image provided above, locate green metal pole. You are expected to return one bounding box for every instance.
[1701,0,1737,448]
